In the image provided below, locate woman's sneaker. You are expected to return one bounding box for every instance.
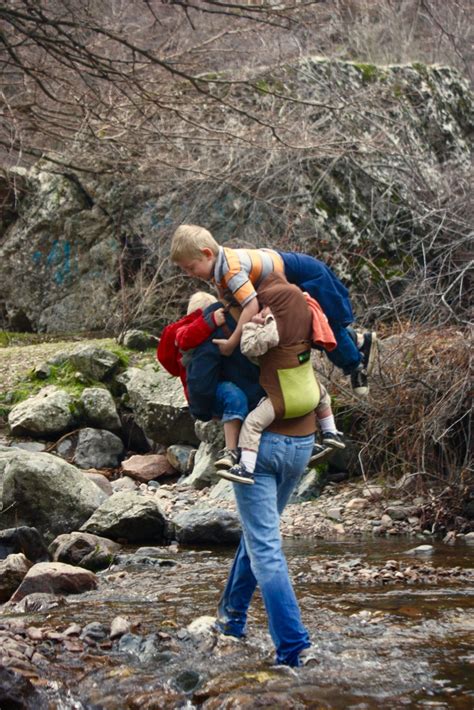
[321,431,346,449]
[217,462,255,485]
[309,443,334,465]
[215,448,240,470]
[298,645,320,667]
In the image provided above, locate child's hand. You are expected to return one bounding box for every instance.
[251,312,266,325]
[213,308,225,327]
[212,338,236,356]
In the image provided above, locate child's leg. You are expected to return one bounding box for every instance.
[315,384,345,450]
[213,382,248,468]
[223,419,241,451]
[238,397,276,474]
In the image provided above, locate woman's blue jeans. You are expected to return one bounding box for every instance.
[217,430,314,667]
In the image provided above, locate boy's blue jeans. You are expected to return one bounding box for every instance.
[326,321,362,375]
[212,381,249,423]
[217,430,314,667]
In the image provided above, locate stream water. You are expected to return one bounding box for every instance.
[2,537,473,709]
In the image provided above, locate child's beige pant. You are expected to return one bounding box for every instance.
[239,383,331,452]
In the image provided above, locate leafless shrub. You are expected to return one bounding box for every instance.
[316,327,472,529]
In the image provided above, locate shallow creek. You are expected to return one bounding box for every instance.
[2,538,473,709]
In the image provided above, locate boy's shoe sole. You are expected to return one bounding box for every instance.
[216,469,255,485]
[321,434,346,450]
[309,445,334,465]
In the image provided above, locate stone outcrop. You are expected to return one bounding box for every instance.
[0,60,471,333]
[80,387,121,431]
[7,386,76,437]
[172,506,241,545]
[80,491,169,543]
[118,366,197,446]
[49,531,120,571]
[0,553,32,603]
[1,450,107,540]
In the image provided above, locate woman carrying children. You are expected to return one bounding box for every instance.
[214,276,320,666]
[217,271,344,484]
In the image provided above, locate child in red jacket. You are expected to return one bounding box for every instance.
[157,291,249,469]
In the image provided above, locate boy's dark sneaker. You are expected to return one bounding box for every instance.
[347,328,378,375]
[217,462,255,485]
[215,448,240,470]
[321,431,346,450]
[360,331,377,375]
[309,443,334,465]
[350,366,368,397]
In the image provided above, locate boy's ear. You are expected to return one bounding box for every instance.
[201,247,214,259]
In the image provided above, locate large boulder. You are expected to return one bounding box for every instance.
[80,387,121,430]
[80,491,169,543]
[181,419,225,489]
[0,168,118,333]
[0,553,32,602]
[0,526,50,563]
[74,428,124,469]
[69,345,120,381]
[118,366,197,446]
[49,531,120,571]
[9,561,98,602]
[1,450,107,540]
[7,386,76,436]
[172,506,241,545]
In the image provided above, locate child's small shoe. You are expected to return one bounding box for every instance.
[308,443,334,465]
[321,431,346,449]
[217,462,255,485]
[215,447,240,470]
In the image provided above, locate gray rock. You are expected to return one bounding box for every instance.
[122,330,155,351]
[117,366,197,446]
[292,469,322,502]
[208,478,235,502]
[49,531,120,571]
[407,544,434,554]
[166,445,196,474]
[69,345,120,381]
[173,506,241,545]
[80,491,169,543]
[111,476,137,492]
[182,442,220,489]
[195,419,225,447]
[7,386,76,436]
[74,428,124,469]
[10,441,47,453]
[80,387,121,430]
[0,526,50,563]
[0,553,33,603]
[1,450,107,540]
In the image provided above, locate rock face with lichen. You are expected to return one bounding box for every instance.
[0,58,471,333]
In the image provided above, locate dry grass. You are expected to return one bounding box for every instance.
[317,325,472,529]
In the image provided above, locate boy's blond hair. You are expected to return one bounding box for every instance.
[171,224,219,263]
[186,291,218,314]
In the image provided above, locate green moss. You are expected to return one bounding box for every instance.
[412,62,427,74]
[354,63,379,83]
